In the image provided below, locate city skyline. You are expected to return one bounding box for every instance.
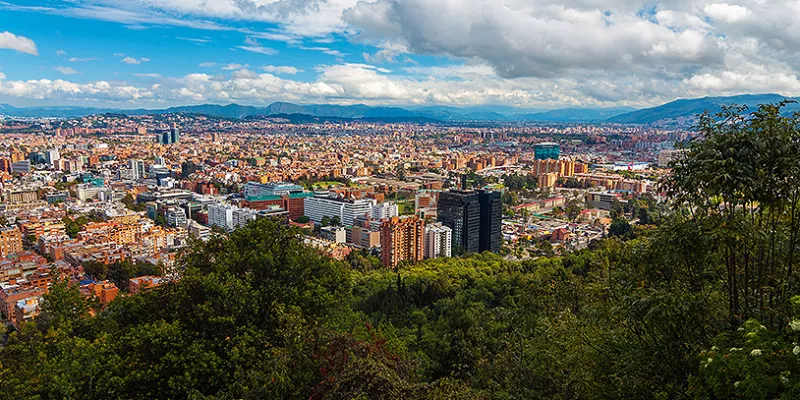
[2,1,800,109]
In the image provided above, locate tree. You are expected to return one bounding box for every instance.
[608,217,633,238]
[321,215,331,227]
[330,215,342,227]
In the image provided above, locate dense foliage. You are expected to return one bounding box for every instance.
[2,103,800,399]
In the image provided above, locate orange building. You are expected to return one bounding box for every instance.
[0,226,23,257]
[380,216,425,268]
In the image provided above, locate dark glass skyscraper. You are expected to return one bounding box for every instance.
[437,190,480,255]
[478,190,502,253]
[170,127,180,144]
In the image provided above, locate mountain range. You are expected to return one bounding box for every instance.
[0,94,796,124]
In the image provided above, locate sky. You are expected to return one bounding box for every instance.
[0,0,799,109]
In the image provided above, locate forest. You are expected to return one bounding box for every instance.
[2,103,800,399]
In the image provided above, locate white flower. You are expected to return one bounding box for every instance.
[711,346,719,351]
[793,346,800,356]
[750,349,762,357]
[734,381,740,388]
[731,347,743,352]
[790,319,800,331]
[781,376,790,385]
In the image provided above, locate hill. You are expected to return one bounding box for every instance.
[607,94,800,124]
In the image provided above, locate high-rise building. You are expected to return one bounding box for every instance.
[170,127,180,144]
[0,226,23,257]
[128,159,146,180]
[478,190,502,253]
[45,149,60,165]
[437,190,480,255]
[534,142,561,160]
[380,216,425,268]
[424,222,452,259]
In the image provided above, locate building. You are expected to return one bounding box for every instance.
[534,142,561,160]
[244,181,304,198]
[165,206,187,228]
[320,226,347,244]
[658,149,685,167]
[478,190,502,253]
[208,203,235,231]
[45,149,61,165]
[188,221,210,241]
[437,190,480,255]
[13,296,41,329]
[537,173,559,189]
[380,216,425,268]
[129,159,146,180]
[0,227,23,257]
[170,127,180,144]
[371,202,399,220]
[424,222,452,259]
[304,193,374,226]
[129,275,166,294]
[10,161,31,174]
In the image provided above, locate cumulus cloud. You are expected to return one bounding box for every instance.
[0,31,38,55]
[262,65,302,75]
[222,63,249,70]
[121,56,149,64]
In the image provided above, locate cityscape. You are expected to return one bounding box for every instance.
[1,1,800,399]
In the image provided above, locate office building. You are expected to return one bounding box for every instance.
[424,222,452,259]
[170,127,180,144]
[478,190,502,253]
[534,142,561,160]
[45,149,60,165]
[304,193,374,226]
[321,226,347,244]
[437,190,480,255]
[244,182,304,198]
[380,216,425,268]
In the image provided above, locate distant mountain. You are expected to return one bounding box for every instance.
[3,94,798,124]
[607,94,800,124]
[515,107,634,122]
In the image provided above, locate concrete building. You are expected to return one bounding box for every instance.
[165,207,187,228]
[320,226,347,244]
[304,193,374,226]
[534,142,561,160]
[380,216,425,268]
[424,222,452,259]
[371,202,399,220]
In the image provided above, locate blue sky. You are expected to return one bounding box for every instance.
[0,1,798,109]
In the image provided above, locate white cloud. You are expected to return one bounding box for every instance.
[121,56,149,64]
[0,31,38,55]
[222,63,249,70]
[235,37,277,55]
[198,62,216,67]
[69,57,97,62]
[704,3,751,23]
[54,66,79,75]
[56,49,67,57]
[262,65,302,75]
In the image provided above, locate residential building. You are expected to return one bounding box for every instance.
[380,216,425,268]
[424,222,452,259]
[0,227,23,257]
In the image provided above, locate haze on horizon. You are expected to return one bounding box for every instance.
[0,0,797,109]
